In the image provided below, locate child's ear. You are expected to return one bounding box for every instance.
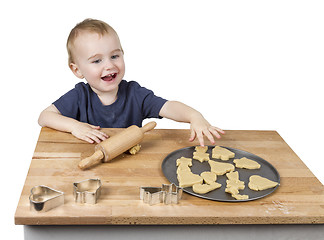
[69,63,84,79]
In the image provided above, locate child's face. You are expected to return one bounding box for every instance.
[70,31,125,96]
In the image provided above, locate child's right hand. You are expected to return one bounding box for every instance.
[71,122,109,144]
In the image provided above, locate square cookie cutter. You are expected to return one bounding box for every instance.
[73,178,102,204]
[140,183,183,205]
[29,185,64,212]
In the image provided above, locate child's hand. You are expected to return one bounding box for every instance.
[71,122,109,144]
[159,101,225,146]
[189,116,225,146]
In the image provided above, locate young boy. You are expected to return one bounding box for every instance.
[38,19,224,146]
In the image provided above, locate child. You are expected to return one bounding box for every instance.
[38,18,225,146]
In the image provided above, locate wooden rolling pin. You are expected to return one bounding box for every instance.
[78,121,157,170]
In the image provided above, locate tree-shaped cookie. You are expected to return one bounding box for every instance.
[225,171,248,200]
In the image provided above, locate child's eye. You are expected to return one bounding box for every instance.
[92,59,102,64]
[111,55,119,60]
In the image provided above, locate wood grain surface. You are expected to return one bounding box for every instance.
[15,128,324,225]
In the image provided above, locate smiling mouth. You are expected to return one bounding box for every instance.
[101,73,117,81]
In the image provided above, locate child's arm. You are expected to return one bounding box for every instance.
[159,101,225,146]
[38,104,108,143]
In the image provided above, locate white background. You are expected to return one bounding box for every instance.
[1,0,323,238]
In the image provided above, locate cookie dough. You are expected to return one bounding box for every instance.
[193,182,221,194]
[176,157,192,167]
[201,171,217,184]
[128,144,141,155]
[231,193,249,200]
[193,146,210,162]
[226,171,240,181]
[177,171,203,188]
[208,160,234,175]
[195,146,208,152]
[193,152,210,162]
[226,171,245,190]
[212,146,235,160]
[233,157,261,169]
[177,164,191,174]
[176,157,203,188]
[176,157,192,173]
[248,175,278,191]
[225,171,249,200]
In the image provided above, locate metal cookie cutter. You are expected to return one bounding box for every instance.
[29,185,64,212]
[73,179,102,204]
[162,183,183,204]
[140,183,183,205]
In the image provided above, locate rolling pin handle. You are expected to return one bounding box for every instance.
[78,150,104,170]
[141,121,157,133]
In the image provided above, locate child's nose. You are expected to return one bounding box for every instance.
[104,60,114,70]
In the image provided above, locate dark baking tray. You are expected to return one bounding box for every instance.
[161,146,280,202]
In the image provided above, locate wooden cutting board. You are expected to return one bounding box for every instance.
[15,128,324,225]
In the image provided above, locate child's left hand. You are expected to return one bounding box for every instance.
[159,101,225,146]
[189,115,225,146]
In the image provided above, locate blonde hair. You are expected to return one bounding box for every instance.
[67,18,122,65]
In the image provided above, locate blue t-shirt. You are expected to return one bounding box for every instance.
[53,80,167,128]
